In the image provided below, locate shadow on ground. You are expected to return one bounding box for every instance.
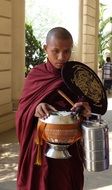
[0,129,18,190]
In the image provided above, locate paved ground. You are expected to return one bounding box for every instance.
[0,129,18,190]
[0,95,112,190]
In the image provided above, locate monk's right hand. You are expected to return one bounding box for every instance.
[34,103,57,119]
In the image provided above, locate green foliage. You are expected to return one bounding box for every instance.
[98,3,112,68]
[25,23,46,76]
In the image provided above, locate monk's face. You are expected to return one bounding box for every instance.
[44,36,73,69]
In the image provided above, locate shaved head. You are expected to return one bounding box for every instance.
[46,27,73,45]
[44,27,73,69]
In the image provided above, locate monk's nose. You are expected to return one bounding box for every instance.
[57,53,64,61]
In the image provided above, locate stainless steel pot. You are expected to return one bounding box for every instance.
[82,114,109,172]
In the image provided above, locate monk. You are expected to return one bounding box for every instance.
[16,27,91,190]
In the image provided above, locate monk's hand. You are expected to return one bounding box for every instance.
[71,102,91,118]
[35,103,57,119]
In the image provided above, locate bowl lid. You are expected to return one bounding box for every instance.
[61,61,107,115]
[39,111,79,124]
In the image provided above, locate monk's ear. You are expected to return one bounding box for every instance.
[43,44,47,53]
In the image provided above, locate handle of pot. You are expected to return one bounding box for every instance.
[86,113,102,123]
[104,127,109,167]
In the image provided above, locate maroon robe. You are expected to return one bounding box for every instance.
[16,61,84,190]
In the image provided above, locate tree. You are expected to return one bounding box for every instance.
[25,23,46,76]
[98,3,112,68]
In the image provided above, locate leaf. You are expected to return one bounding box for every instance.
[25,22,46,76]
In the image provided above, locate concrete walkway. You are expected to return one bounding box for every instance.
[0,129,18,190]
[0,96,112,190]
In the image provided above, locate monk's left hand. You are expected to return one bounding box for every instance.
[71,102,91,118]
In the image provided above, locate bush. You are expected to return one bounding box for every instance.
[25,23,46,76]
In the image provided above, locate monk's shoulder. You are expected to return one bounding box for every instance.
[28,63,45,75]
[32,62,45,71]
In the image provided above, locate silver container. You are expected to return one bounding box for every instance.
[82,117,109,172]
[84,149,106,160]
[84,159,109,172]
[45,143,71,159]
[84,139,105,151]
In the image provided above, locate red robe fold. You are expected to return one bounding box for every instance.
[16,61,84,190]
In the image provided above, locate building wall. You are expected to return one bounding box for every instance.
[0,0,25,133]
[82,0,99,71]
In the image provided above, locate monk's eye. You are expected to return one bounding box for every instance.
[52,49,60,54]
[64,49,71,54]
